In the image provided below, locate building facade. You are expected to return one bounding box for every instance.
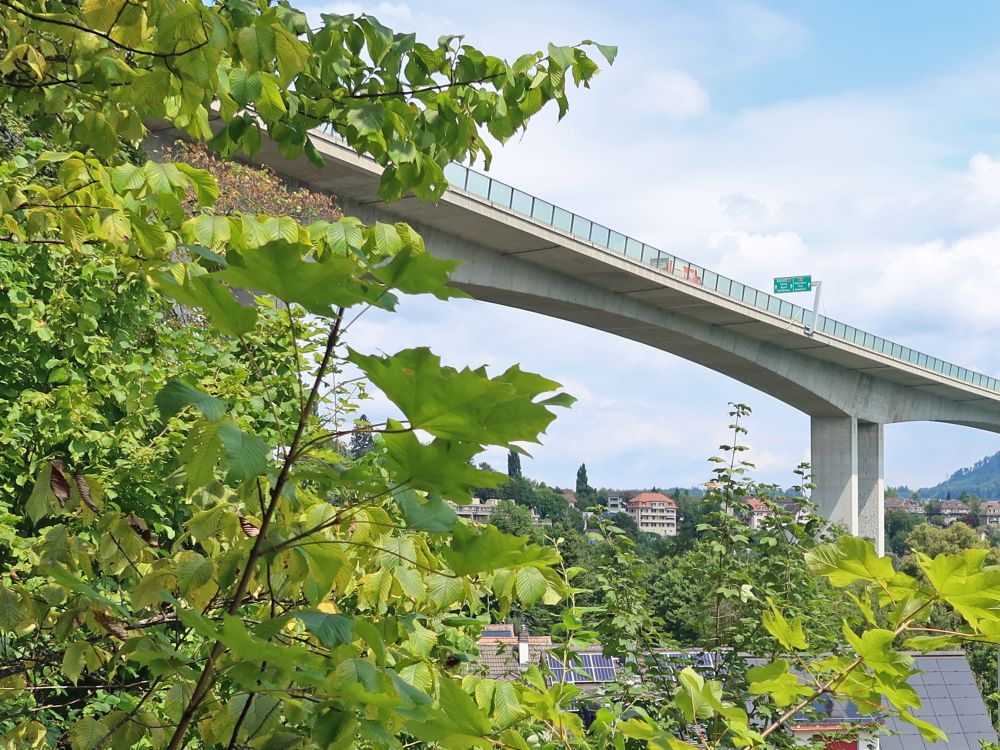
[626,492,677,536]
[937,500,971,524]
[980,501,1000,526]
[605,494,628,513]
[448,497,545,525]
[885,497,925,515]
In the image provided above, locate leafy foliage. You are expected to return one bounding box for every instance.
[4,2,1000,749]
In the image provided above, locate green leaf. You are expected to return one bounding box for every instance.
[111,162,146,192]
[761,598,807,650]
[346,104,384,135]
[806,536,895,587]
[216,241,373,314]
[395,490,457,533]
[156,380,226,422]
[153,269,258,339]
[513,566,546,606]
[216,615,310,671]
[217,421,269,481]
[186,214,230,248]
[325,219,365,257]
[70,716,103,750]
[842,624,910,677]
[25,462,55,523]
[490,680,523,727]
[443,523,558,576]
[230,68,263,105]
[143,162,185,195]
[372,247,463,300]
[175,551,214,593]
[383,431,505,503]
[300,543,347,605]
[0,585,27,631]
[596,43,618,65]
[236,26,276,68]
[899,709,948,742]
[62,641,88,685]
[746,659,809,707]
[405,677,492,750]
[257,74,287,119]
[181,418,223,492]
[349,348,568,445]
[299,611,353,648]
[313,708,358,749]
[176,164,220,206]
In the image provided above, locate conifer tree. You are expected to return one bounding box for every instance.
[507,448,522,478]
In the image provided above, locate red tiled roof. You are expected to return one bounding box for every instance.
[629,492,676,507]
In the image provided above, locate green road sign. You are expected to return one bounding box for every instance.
[774,275,812,294]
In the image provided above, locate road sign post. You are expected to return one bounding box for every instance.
[773,275,812,294]
[773,275,821,336]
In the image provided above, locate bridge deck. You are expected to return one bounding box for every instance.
[287,130,1000,410]
[148,120,1000,414]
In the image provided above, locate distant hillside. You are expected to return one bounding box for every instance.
[918,451,1000,499]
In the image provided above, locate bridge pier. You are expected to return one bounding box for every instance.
[857,422,885,556]
[810,417,884,555]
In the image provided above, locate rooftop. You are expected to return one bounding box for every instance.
[628,492,676,507]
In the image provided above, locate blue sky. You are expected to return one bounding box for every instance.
[303,0,1000,492]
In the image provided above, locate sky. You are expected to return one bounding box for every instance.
[300,0,1000,492]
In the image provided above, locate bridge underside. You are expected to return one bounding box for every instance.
[336,194,1000,555]
[146,126,1000,555]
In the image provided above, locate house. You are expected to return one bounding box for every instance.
[475,625,615,694]
[885,497,925,515]
[980,500,1000,526]
[473,630,996,750]
[447,497,546,525]
[604,493,628,514]
[626,492,677,536]
[746,498,772,529]
[744,499,809,529]
[559,489,577,507]
[937,500,971,524]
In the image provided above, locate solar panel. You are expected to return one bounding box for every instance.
[546,653,619,683]
[654,651,716,671]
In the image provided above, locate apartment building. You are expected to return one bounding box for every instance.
[626,492,677,536]
[605,494,628,513]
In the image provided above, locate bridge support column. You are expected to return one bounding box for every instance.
[810,416,859,536]
[857,422,885,556]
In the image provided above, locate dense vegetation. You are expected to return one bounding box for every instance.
[917,449,1000,499]
[3,2,1000,749]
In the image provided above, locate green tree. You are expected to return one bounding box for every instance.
[575,462,590,494]
[531,486,571,524]
[4,3,1000,748]
[605,510,640,540]
[885,509,922,557]
[0,3,611,747]
[489,499,537,538]
[348,413,375,459]
[507,448,522,479]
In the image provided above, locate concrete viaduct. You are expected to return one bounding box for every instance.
[152,126,1000,554]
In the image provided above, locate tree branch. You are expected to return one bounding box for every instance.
[165,308,345,750]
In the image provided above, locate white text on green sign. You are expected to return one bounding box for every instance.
[774,275,812,294]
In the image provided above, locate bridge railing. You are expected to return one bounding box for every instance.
[440,161,1000,394]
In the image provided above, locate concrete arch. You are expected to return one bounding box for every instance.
[147,124,1000,554]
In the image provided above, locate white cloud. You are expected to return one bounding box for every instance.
[640,70,710,121]
[293,1,1000,489]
